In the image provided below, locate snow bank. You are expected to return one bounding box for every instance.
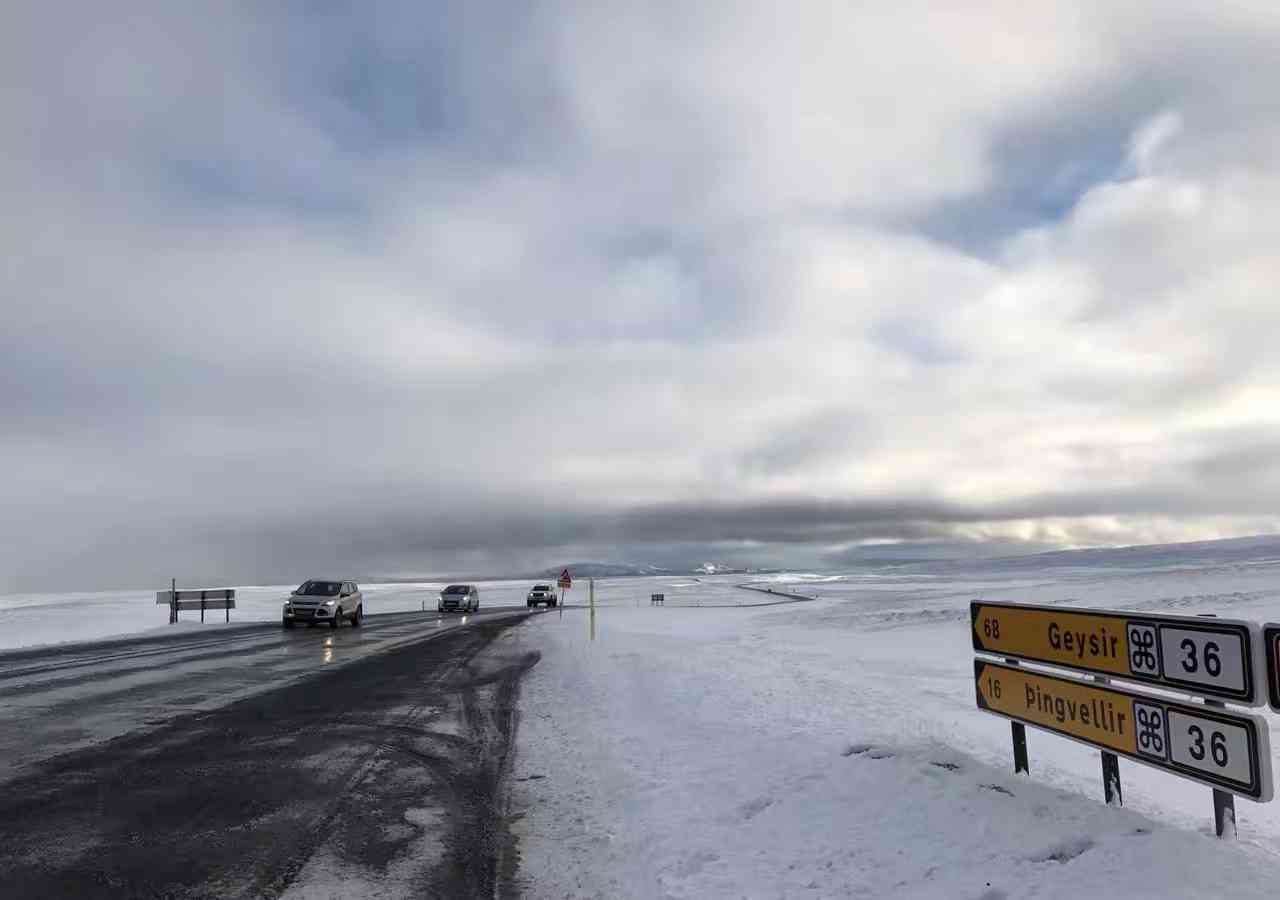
[510,565,1280,898]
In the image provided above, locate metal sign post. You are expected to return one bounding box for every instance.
[1207,693,1237,839]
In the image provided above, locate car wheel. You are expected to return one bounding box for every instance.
[351,605,362,627]
[283,617,293,629]
[330,608,341,629]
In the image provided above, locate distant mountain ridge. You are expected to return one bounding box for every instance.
[914,533,1280,574]
[283,534,1280,589]
[535,562,673,578]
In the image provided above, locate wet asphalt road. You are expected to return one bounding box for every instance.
[0,608,543,898]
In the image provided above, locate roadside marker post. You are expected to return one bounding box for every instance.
[557,568,571,618]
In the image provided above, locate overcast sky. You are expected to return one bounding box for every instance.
[5,2,1280,591]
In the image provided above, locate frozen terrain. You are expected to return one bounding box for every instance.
[509,542,1280,898]
[8,539,1280,896]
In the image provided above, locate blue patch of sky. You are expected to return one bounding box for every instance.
[161,157,371,221]
[870,316,966,367]
[159,1,560,216]
[908,142,1132,260]
[905,78,1177,259]
[278,1,562,164]
[599,228,679,264]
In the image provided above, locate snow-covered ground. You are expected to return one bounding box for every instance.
[10,544,1280,896]
[509,552,1280,898]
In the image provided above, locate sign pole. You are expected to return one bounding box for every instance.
[1093,674,1123,806]
[1214,785,1236,839]
[1006,657,1029,774]
[1208,693,1236,839]
[1196,613,1236,838]
[1011,723,1029,775]
[1102,752,1122,806]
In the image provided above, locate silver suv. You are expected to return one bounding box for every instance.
[438,584,479,613]
[527,584,558,607]
[283,580,364,628]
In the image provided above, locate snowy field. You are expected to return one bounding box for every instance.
[510,546,1280,898]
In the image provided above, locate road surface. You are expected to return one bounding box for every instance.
[0,607,542,898]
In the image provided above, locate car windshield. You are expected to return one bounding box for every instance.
[443,585,470,594]
[533,585,551,591]
[298,581,341,596]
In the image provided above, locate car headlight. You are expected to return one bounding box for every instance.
[323,599,336,607]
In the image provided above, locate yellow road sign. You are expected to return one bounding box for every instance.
[975,660,1272,800]
[971,601,1261,705]
[1262,624,1280,712]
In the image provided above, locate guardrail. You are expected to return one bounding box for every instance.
[734,585,819,603]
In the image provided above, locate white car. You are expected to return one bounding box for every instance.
[438,584,479,613]
[283,580,364,629]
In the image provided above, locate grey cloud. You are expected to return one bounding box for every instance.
[6,3,1280,591]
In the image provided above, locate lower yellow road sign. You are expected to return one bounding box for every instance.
[975,659,1272,800]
